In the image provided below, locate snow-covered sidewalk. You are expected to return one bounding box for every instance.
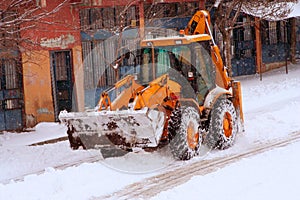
[0,122,67,147]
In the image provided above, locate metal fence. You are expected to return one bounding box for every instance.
[231,15,256,76]
[261,20,290,64]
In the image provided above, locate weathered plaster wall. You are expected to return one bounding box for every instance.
[40,34,76,49]
[22,45,84,123]
[22,50,55,122]
[20,1,83,123]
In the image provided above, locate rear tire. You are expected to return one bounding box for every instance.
[205,97,237,150]
[168,105,201,160]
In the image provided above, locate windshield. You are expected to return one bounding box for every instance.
[141,43,215,83]
[140,42,216,104]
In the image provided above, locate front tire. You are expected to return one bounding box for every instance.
[205,97,238,150]
[168,105,201,160]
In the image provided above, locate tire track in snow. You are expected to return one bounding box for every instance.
[96,131,300,200]
[1,154,102,184]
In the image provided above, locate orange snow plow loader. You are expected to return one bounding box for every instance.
[59,10,244,160]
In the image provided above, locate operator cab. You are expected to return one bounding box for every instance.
[139,41,216,105]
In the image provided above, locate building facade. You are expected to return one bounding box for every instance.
[0,0,299,131]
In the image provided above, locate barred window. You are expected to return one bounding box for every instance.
[144,2,198,19]
[80,6,138,31]
[269,21,277,44]
[0,10,21,91]
[243,17,253,58]
[279,21,286,43]
[1,59,19,89]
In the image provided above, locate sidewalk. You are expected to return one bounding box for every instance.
[0,122,67,147]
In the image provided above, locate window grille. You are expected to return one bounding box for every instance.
[268,21,277,44]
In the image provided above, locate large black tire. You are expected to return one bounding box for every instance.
[168,105,201,160]
[205,97,238,150]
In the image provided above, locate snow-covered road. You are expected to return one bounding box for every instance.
[1,64,300,200]
[98,131,300,200]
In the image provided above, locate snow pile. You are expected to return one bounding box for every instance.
[0,122,66,147]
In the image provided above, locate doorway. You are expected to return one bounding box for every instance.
[0,59,24,131]
[50,50,73,121]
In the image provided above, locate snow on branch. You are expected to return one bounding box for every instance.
[241,0,298,20]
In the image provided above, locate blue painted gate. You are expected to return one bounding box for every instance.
[0,59,24,131]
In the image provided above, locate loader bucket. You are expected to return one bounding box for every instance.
[59,108,166,152]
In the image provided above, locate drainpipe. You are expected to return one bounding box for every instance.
[284,20,288,74]
[290,17,296,64]
[139,1,145,40]
[255,17,262,80]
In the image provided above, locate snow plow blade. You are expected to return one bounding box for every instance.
[59,109,166,151]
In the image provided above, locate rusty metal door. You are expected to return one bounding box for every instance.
[50,51,73,121]
[0,59,24,131]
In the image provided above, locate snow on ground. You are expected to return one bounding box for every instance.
[0,122,67,146]
[0,123,99,183]
[151,140,300,200]
[238,65,300,141]
[0,64,300,199]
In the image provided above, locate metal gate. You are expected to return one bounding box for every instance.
[50,51,73,121]
[0,59,24,131]
[232,16,256,76]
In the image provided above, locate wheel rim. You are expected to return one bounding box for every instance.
[223,112,233,138]
[187,121,199,149]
